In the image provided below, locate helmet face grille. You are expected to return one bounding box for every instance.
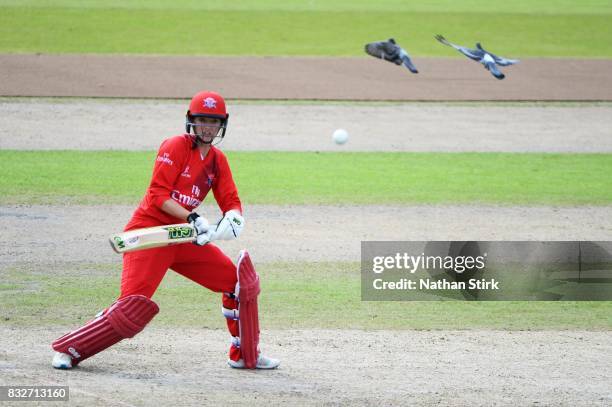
[185,116,229,147]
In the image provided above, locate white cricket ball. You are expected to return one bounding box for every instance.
[332,128,349,145]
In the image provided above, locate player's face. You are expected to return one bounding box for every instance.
[193,117,222,143]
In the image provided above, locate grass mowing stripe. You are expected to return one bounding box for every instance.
[1,151,611,205]
[1,8,611,57]
[2,262,610,330]
[2,1,611,14]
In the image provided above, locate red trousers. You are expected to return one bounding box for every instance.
[121,242,241,360]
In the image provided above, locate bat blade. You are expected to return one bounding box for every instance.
[109,223,196,253]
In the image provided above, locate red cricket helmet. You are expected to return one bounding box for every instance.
[185,91,229,145]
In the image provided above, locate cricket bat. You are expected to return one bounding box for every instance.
[109,223,197,254]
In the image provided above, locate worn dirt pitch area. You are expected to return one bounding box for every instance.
[2,204,612,266]
[1,327,611,406]
[2,55,612,101]
[2,98,612,152]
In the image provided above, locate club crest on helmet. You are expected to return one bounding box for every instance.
[203,97,217,109]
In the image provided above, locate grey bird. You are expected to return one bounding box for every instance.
[434,34,519,80]
[364,38,419,73]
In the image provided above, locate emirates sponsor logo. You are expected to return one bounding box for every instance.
[171,190,202,208]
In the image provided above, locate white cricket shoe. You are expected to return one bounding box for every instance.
[228,354,280,369]
[52,352,73,369]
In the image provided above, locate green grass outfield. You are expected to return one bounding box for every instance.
[2,263,611,330]
[1,150,611,206]
[1,1,611,56]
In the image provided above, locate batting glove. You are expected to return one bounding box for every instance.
[187,212,213,246]
[211,210,244,241]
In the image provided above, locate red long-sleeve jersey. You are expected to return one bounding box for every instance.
[124,134,242,231]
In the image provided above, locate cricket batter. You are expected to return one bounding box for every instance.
[51,91,280,370]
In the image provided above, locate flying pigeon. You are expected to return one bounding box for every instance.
[364,38,419,73]
[434,34,519,80]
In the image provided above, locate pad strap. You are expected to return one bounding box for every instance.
[222,306,239,320]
